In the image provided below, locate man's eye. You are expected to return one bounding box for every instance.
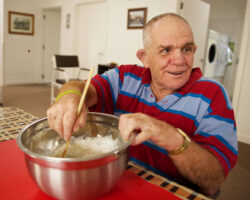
[164,48,170,52]
[182,46,195,54]
[162,48,171,53]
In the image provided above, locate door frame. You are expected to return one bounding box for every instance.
[232,0,250,114]
[41,7,61,84]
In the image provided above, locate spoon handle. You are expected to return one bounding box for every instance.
[61,66,95,158]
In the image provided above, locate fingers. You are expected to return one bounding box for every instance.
[47,95,79,140]
[119,113,163,146]
[47,111,55,130]
[54,113,64,138]
[119,114,140,141]
[132,130,151,145]
[119,113,150,145]
[73,107,87,133]
[47,97,89,141]
[63,111,77,141]
[47,107,70,139]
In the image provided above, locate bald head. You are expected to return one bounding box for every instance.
[143,13,193,49]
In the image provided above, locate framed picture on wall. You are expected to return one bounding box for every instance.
[127,7,147,29]
[8,11,34,35]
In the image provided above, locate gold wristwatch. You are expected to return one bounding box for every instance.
[168,128,191,156]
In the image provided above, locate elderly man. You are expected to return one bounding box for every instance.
[47,13,238,197]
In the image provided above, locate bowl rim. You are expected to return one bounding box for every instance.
[16,112,133,163]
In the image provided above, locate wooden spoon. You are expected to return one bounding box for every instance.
[61,66,96,158]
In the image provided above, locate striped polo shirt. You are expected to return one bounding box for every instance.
[90,65,238,188]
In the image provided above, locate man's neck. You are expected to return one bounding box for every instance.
[150,82,174,101]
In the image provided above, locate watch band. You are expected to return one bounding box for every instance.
[168,128,191,156]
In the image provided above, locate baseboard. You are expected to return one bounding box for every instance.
[238,133,250,144]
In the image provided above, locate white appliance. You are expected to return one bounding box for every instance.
[203,30,233,83]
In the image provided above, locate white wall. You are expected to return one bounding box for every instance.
[73,0,178,67]
[4,0,45,85]
[5,0,178,84]
[0,0,3,103]
[3,0,71,85]
[233,0,250,144]
[49,0,179,67]
[2,0,206,85]
[39,0,106,54]
[74,1,109,69]
[105,0,178,65]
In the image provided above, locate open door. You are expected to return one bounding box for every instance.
[42,8,61,83]
[74,1,108,71]
[179,0,210,70]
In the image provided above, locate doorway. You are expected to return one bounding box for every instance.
[202,0,247,100]
[74,1,108,70]
[42,8,61,83]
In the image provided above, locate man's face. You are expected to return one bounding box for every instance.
[143,17,196,93]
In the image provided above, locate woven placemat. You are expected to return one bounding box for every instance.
[127,162,212,200]
[0,107,39,142]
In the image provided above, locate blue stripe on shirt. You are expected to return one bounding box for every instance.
[185,93,211,104]
[198,78,232,110]
[198,131,238,156]
[120,90,155,106]
[204,114,235,125]
[100,74,116,109]
[124,72,142,81]
[143,141,168,155]
[114,68,122,89]
[92,78,105,112]
[167,109,196,121]
[200,143,232,170]
[119,90,201,126]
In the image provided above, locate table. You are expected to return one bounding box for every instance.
[0,107,212,200]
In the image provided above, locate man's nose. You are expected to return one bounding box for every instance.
[170,49,185,65]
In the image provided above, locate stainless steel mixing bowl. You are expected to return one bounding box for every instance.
[17,112,132,200]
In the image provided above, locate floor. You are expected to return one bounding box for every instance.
[217,142,250,200]
[2,84,51,118]
[1,84,250,200]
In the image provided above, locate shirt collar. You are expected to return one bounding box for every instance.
[142,67,203,93]
[177,68,202,94]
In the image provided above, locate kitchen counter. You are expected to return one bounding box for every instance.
[0,107,211,200]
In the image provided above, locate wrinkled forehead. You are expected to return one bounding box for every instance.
[150,16,194,43]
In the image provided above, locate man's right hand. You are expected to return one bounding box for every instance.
[47,80,98,140]
[47,92,88,141]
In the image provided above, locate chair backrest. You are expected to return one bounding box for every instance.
[98,64,116,74]
[54,55,79,68]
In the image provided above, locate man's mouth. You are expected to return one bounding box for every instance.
[168,71,184,75]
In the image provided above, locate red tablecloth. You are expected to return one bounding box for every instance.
[0,140,181,200]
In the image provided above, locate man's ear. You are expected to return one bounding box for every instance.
[136,49,149,68]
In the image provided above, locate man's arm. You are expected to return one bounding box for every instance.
[119,113,224,196]
[57,80,97,107]
[47,80,98,140]
[171,141,224,196]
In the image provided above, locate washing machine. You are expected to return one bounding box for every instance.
[203,30,233,82]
